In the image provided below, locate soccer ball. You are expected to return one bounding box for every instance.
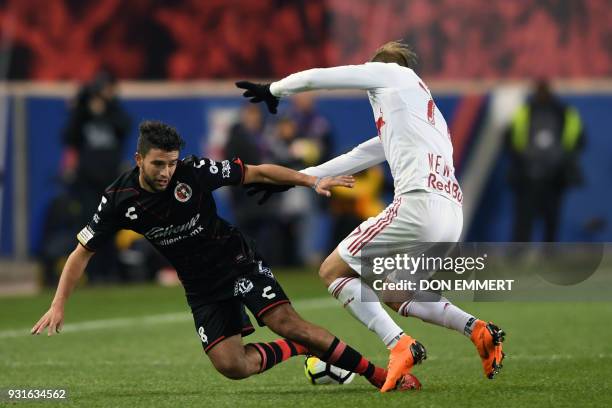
[304,355,355,385]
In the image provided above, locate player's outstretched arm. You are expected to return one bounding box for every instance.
[245,137,384,203]
[31,244,94,336]
[237,64,386,113]
[269,65,386,97]
[301,136,386,178]
[243,164,354,197]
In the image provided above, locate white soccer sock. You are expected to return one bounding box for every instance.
[328,277,404,348]
[398,296,477,337]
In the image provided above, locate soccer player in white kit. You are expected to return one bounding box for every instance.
[237,41,505,391]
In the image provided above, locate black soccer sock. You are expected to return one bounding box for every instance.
[248,339,308,373]
[320,337,379,379]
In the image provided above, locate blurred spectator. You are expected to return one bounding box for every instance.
[61,70,131,282]
[505,79,585,242]
[267,115,321,266]
[288,94,334,265]
[62,71,131,192]
[38,183,83,287]
[224,104,281,263]
[288,93,333,164]
[329,166,386,251]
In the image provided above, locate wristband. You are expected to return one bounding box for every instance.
[312,177,322,190]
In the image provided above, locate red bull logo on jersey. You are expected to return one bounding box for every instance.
[427,153,463,204]
[427,173,463,203]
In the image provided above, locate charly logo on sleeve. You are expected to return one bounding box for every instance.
[125,206,138,220]
[174,182,192,203]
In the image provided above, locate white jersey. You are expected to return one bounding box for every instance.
[270,62,463,206]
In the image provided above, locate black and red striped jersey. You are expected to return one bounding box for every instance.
[76,156,258,304]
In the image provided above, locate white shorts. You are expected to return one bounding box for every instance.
[337,191,463,275]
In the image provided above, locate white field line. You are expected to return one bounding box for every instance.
[0,297,338,339]
[4,354,612,368]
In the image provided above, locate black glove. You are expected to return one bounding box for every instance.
[245,183,294,205]
[182,154,198,166]
[235,81,280,114]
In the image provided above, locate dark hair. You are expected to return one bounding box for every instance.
[137,120,186,156]
[371,41,418,69]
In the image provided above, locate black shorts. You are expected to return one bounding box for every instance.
[191,267,290,353]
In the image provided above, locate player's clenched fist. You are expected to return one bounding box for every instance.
[31,305,65,336]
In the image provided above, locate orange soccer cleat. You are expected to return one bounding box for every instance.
[470,320,506,379]
[380,335,427,392]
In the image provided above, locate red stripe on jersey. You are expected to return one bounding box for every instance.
[256,300,291,318]
[347,216,387,253]
[350,204,400,255]
[348,198,401,254]
[347,199,398,253]
[204,335,226,353]
[347,215,387,251]
[350,199,401,255]
[105,187,140,195]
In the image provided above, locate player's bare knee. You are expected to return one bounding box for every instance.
[319,256,339,286]
[319,250,355,287]
[211,357,249,380]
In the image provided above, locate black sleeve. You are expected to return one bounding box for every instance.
[186,157,245,191]
[76,192,120,251]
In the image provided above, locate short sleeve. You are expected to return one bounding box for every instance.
[76,193,120,251]
[186,157,244,190]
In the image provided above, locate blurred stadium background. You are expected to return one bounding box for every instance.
[1,1,612,406]
[2,0,611,291]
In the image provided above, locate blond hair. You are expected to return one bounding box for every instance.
[370,41,417,68]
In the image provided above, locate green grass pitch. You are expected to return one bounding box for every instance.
[1,269,611,407]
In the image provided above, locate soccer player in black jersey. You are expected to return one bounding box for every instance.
[32,120,420,391]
